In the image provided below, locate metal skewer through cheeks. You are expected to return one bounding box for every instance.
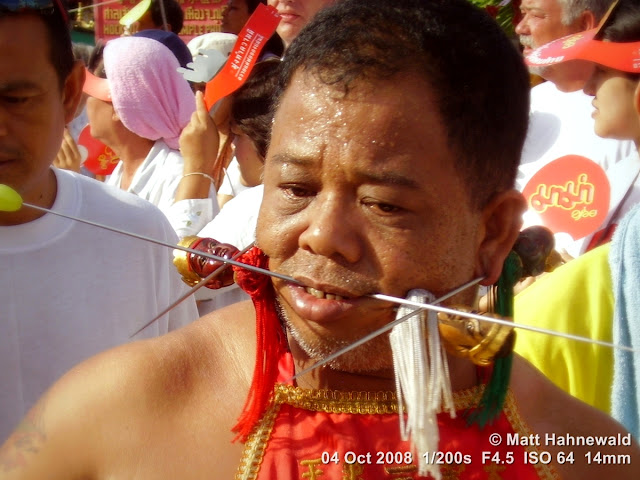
[1,183,637,362]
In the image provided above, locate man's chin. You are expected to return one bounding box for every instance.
[321,348,394,374]
[286,322,394,374]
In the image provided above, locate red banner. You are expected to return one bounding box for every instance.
[94,0,227,43]
[203,4,280,110]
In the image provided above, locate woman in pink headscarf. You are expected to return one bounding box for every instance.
[84,34,220,238]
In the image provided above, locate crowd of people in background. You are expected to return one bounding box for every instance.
[2,0,640,477]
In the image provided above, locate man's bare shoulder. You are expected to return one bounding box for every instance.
[510,355,640,478]
[0,300,257,479]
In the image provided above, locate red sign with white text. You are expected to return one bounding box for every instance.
[203,4,280,110]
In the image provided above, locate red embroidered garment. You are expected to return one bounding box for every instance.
[233,248,558,479]
[235,352,559,480]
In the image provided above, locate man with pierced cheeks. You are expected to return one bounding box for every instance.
[2,0,639,478]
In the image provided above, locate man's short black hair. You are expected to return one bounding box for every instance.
[0,5,75,90]
[150,0,184,34]
[278,0,530,208]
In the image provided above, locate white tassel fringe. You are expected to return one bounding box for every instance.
[390,289,456,479]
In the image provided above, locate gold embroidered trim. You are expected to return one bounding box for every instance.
[235,402,281,480]
[272,382,486,414]
[502,393,562,480]
[236,385,555,479]
[235,384,487,478]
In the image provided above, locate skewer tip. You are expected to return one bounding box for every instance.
[0,184,23,212]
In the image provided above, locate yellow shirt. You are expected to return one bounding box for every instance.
[514,244,613,413]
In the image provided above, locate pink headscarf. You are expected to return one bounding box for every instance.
[103,36,195,149]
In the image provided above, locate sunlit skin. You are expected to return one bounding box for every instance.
[516,0,596,90]
[230,125,264,186]
[583,65,640,144]
[267,0,336,48]
[0,14,83,225]
[256,71,510,390]
[221,0,250,34]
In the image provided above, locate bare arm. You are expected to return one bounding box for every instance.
[511,355,640,479]
[0,340,180,480]
[0,360,109,480]
[0,302,257,480]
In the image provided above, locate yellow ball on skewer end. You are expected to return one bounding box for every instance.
[0,184,23,212]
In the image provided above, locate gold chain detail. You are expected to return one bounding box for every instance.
[272,383,487,414]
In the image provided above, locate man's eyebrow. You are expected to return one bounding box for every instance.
[0,80,43,93]
[269,153,315,167]
[358,170,422,189]
[269,153,422,189]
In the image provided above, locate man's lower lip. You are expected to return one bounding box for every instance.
[286,284,358,323]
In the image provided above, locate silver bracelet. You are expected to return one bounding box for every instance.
[181,172,215,184]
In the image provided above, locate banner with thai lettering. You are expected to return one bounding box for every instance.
[94,0,227,42]
[203,4,280,110]
[522,155,610,241]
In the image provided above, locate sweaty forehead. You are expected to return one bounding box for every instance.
[268,70,452,167]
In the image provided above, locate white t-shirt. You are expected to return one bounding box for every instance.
[0,168,198,440]
[519,81,636,257]
[106,140,219,238]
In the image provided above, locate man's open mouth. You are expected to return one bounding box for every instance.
[305,287,346,301]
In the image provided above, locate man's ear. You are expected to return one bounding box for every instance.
[62,60,85,125]
[578,10,597,31]
[475,189,527,286]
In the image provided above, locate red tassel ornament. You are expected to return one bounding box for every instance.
[231,246,289,442]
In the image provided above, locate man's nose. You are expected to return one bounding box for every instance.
[514,15,529,36]
[298,193,363,264]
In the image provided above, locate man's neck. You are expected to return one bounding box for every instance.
[0,168,57,226]
[541,61,594,93]
[290,340,478,393]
